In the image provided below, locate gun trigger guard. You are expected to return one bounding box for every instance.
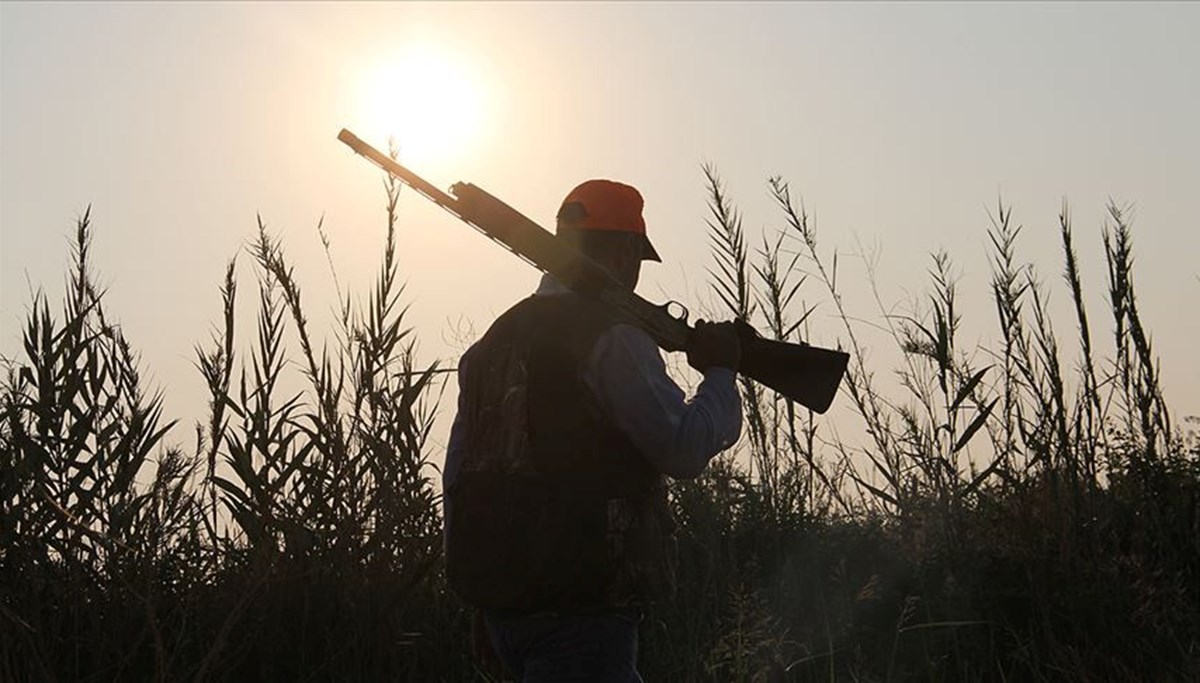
[664,300,689,324]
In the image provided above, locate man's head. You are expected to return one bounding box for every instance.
[556,179,660,290]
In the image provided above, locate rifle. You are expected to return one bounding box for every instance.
[337,129,849,413]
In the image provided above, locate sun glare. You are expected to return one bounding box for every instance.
[355,44,485,168]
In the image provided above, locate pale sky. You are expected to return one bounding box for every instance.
[3,2,1198,460]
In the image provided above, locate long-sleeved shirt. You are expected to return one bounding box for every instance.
[444,274,742,490]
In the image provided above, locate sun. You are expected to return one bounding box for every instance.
[354,43,485,169]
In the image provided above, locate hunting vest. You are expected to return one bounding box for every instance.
[445,294,676,611]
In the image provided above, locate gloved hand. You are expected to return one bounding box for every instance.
[687,320,742,372]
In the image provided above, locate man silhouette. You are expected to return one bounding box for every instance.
[444,179,742,682]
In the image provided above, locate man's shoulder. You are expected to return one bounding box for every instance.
[469,295,651,362]
[472,296,542,341]
[522,294,627,340]
[460,297,537,362]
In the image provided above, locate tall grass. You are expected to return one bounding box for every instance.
[2,161,464,681]
[2,167,1197,681]
[645,173,1199,681]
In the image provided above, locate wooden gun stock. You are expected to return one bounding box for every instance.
[735,322,849,414]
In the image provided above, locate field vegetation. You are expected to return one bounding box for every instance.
[2,163,1197,681]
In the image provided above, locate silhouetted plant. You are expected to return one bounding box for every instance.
[0,209,204,680]
[652,168,1199,681]
[2,167,1197,682]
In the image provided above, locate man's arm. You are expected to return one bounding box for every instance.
[584,323,742,479]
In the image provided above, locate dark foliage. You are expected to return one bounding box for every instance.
[2,172,1197,681]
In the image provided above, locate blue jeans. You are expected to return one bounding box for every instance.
[483,607,644,683]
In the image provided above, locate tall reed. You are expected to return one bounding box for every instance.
[646,169,1199,681]
[1,156,461,680]
[2,167,1196,681]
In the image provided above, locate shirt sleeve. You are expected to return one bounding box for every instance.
[582,323,742,479]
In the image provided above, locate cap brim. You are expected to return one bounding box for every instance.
[642,235,661,262]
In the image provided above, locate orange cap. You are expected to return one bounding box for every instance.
[556,179,661,262]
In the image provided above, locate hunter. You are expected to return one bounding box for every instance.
[444,179,743,682]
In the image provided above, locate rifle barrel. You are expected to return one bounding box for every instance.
[337,129,461,212]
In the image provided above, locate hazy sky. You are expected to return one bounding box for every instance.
[3,2,1198,457]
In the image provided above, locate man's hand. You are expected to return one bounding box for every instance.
[687,320,742,372]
